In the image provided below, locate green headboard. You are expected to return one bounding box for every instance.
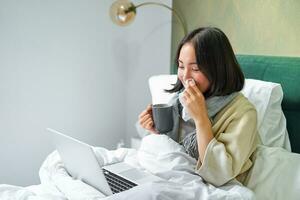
[236,55,300,154]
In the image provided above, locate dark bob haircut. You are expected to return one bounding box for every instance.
[167,27,244,98]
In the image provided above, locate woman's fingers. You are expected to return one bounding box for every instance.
[139,113,152,124]
[183,88,194,104]
[142,114,152,125]
[146,104,152,114]
[139,106,155,130]
[138,109,148,118]
[138,104,159,134]
[146,104,152,110]
[139,104,153,119]
[183,82,203,104]
[143,117,153,129]
[185,83,198,96]
[142,116,157,134]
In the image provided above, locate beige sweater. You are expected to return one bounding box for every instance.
[195,93,259,186]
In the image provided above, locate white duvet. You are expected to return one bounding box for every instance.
[1,134,300,200]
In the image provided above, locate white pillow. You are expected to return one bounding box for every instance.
[241,79,291,150]
[148,75,291,150]
[244,145,300,199]
[148,74,177,105]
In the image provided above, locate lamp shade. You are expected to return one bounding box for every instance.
[110,0,136,26]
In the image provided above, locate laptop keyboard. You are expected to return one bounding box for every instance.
[102,168,137,194]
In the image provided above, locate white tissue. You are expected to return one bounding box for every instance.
[179,92,191,121]
[179,79,195,121]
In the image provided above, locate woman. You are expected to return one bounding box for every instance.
[138,27,259,186]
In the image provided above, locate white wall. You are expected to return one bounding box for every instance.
[124,0,172,144]
[0,0,172,186]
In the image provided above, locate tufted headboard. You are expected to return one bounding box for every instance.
[236,55,300,154]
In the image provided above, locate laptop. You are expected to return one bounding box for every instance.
[46,128,162,196]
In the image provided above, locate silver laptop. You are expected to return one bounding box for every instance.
[46,128,162,196]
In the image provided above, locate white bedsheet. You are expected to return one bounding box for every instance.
[1,134,299,200]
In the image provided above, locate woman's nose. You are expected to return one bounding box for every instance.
[183,70,191,81]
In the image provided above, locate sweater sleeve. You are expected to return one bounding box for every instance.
[195,108,258,186]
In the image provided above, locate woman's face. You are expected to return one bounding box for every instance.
[177,43,210,93]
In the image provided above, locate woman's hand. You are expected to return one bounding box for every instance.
[181,80,209,124]
[138,104,158,134]
[182,80,214,162]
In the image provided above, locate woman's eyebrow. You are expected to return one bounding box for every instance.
[178,59,197,65]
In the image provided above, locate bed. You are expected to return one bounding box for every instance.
[1,55,300,200]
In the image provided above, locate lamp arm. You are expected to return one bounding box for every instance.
[134,2,187,35]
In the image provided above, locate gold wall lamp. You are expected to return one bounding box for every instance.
[109,0,187,35]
